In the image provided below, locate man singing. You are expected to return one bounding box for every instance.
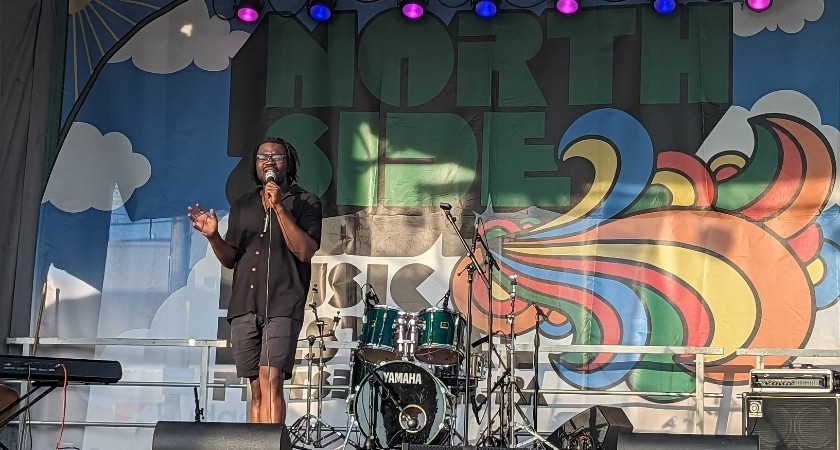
[187,137,322,423]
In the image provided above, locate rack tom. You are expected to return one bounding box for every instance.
[358,305,404,364]
[414,308,466,365]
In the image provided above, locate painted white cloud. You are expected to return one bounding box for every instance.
[110,0,249,74]
[733,0,824,37]
[697,90,840,206]
[43,122,151,213]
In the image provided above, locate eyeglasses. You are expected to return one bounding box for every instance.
[256,154,286,162]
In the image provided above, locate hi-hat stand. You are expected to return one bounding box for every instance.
[477,276,559,450]
[289,286,345,449]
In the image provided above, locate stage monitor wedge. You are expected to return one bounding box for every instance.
[152,421,292,450]
[547,405,634,450]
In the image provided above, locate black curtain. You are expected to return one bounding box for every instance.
[0,0,66,354]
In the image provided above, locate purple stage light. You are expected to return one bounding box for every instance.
[745,0,772,12]
[237,7,259,22]
[555,0,579,15]
[402,2,425,19]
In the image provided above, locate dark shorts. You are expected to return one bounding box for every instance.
[230,313,303,380]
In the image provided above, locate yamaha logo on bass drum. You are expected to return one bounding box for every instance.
[381,372,423,385]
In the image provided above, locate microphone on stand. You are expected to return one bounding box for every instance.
[441,290,451,310]
[364,288,379,311]
[472,218,480,252]
[439,202,452,211]
[331,312,341,335]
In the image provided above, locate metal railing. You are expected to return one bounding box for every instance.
[735,347,840,369]
[5,337,726,435]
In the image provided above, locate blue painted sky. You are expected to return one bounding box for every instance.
[733,0,840,128]
[75,60,238,220]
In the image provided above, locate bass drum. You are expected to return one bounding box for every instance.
[346,351,379,417]
[353,361,449,447]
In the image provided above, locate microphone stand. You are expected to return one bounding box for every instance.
[440,204,496,446]
[289,286,344,448]
[193,387,203,422]
[533,304,546,430]
[474,228,501,444]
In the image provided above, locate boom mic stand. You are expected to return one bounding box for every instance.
[473,223,502,445]
[532,304,547,431]
[289,286,344,449]
[440,203,496,446]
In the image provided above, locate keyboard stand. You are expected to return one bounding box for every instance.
[0,382,59,429]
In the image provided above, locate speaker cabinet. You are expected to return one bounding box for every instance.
[547,405,634,450]
[617,433,758,449]
[152,421,292,450]
[742,392,840,449]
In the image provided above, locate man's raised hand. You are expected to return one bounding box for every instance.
[187,204,218,238]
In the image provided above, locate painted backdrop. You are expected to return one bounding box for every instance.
[26,0,840,448]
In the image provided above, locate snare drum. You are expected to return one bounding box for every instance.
[434,352,487,393]
[358,305,403,364]
[414,308,466,365]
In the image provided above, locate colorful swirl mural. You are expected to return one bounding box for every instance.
[451,108,837,396]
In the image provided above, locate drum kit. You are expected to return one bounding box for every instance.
[346,299,487,449]
[291,204,558,449]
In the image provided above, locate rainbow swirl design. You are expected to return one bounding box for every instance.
[450,108,837,396]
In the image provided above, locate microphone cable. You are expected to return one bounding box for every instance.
[265,190,274,424]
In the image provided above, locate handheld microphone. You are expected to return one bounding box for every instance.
[265,169,277,183]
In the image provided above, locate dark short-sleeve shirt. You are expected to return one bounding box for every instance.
[224,184,322,322]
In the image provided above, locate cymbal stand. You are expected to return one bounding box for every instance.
[289,288,344,448]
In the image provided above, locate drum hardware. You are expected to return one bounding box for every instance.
[396,312,417,360]
[289,286,345,449]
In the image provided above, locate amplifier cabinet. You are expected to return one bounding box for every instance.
[743,392,840,449]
